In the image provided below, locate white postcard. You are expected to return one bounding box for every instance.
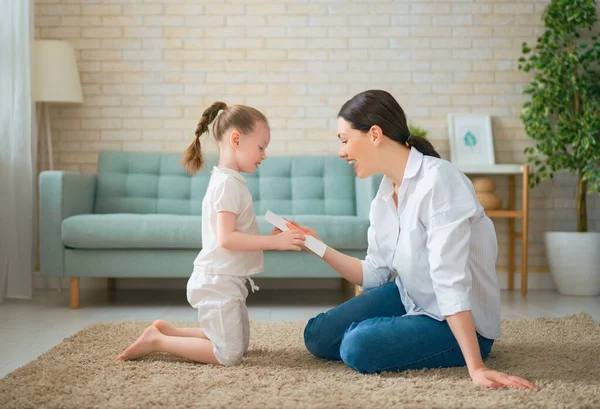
[264,210,326,258]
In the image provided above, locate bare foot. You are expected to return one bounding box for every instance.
[152,319,174,335]
[117,325,161,360]
[152,319,208,339]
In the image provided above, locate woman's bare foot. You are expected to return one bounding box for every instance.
[117,325,161,360]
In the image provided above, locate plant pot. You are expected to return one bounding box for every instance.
[544,232,600,296]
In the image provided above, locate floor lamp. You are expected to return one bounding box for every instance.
[32,40,83,292]
[33,40,83,171]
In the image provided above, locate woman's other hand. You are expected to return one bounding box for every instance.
[470,366,541,391]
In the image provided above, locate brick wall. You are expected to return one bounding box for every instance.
[35,0,599,275]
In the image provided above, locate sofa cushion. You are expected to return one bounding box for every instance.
[62,214,202,249]
[62,214,368,250]
[94,152,357,217]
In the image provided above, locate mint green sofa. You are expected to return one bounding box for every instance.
[39,151,381,308]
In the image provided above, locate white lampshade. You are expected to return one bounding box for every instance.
[33,40,83,104]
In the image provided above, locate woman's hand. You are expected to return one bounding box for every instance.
[287,221,321,241]
[470,365,541,391]
[282,220,322,255]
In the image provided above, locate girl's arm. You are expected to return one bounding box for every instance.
[217,211,305,251]
[446,311,540,390]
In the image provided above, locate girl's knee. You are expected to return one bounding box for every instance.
[214,335,246,366]
[216,345,245,367]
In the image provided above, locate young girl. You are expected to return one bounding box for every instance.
[117,102,306,366]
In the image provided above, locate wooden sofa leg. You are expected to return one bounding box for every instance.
[70,277,80,309]
[342,278,352,299]
[342,279,362,299]
[107,278,117,292]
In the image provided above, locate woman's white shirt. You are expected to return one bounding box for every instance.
[192,167,264,276]
[361,147,501,339]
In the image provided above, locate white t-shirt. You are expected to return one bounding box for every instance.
[192,167,264,276]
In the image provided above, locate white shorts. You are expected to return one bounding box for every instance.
[186,272,258,366]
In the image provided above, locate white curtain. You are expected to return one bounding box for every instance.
[0,0,35,301]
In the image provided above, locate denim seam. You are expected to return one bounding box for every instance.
[375,345,462,373]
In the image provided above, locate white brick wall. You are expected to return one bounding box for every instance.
[35,0,600,273]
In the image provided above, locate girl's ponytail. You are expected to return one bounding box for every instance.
[182,101,227,175]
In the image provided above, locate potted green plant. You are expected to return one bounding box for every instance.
[518,0,600,295]
[408,122,428,138]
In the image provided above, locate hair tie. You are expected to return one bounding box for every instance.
[406,134,412,147]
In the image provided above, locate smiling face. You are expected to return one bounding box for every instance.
[232,120,270,174]
[337,117,380,178]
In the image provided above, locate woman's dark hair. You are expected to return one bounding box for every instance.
[338,90,440,158]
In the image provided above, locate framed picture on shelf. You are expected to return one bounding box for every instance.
[447,114,495,166]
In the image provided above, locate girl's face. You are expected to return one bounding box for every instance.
[337,117,377,178]
[232,121,271,174]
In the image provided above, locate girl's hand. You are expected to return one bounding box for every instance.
[271,229,306,251]
[470,366,541,391]
[269,227,281,235]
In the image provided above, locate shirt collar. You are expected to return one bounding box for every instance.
[212,166,246,184]
[404,146,424,180]
[378,147,424,197]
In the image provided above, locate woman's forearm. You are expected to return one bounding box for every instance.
[322,246,363,286]
[445,310,486,375]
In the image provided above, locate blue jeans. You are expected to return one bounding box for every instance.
[304,282,494,374]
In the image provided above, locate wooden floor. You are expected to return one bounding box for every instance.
[1,288,599,379]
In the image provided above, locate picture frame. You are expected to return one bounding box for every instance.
[447,114,495,166]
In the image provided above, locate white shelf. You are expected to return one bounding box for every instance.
[456,164,524,175]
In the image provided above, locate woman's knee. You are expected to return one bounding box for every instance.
[479,337,494,360]
[339,324,377,374]
[303,313,330,359]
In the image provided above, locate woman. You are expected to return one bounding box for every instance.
[297,90,540,390]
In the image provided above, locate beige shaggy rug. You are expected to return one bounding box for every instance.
[1,313,599,408]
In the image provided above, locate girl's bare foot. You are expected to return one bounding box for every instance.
[152,319,208,339]
[152,319,174,335]
[117,325,161,360]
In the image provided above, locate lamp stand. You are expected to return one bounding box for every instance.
[37,102,54,171]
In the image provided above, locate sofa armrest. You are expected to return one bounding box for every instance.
[39,171,97,276]
[355,174,382,219]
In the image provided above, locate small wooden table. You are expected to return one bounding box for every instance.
[460,164,529,295]
[350,163,530,297]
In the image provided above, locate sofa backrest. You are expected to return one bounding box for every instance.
[94,151,358,216]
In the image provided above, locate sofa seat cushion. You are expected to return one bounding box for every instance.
[62,214,368,250]
[62,214,202,250]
